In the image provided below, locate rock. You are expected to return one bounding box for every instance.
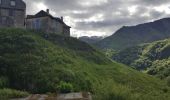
[11,92,92,100]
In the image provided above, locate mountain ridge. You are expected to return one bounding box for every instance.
[95,17,170,50]
[79,36,104,44]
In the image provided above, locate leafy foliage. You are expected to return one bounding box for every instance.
[0,77,8,88]
[167,76,170,86]
[112,39,170,81]
[0,88,29,99]
[104,49,117,58]
[57,81,73,93]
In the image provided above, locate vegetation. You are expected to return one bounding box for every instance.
[104,49,117,58]
[0,28,169,99]
[112,39,170,84]
[0,88,29,99]
[0,77,8,88]
[57,81,73,93]
[95,18,170,50]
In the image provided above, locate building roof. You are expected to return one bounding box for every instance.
[26,10,71,28]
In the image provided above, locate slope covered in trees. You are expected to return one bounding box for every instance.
[112,39,170,83]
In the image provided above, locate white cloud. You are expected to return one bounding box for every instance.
[78,0,108,7]
[37,3,47,10]
[24,0,170,37]
[128,5,138,15]
[154,4,170,14]
[71,29,106,37]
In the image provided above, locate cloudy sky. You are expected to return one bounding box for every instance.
[23,0,170,37]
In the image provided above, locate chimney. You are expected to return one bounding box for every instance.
[61,16,63,21]
[46,9,49,14]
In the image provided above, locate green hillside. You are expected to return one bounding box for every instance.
[112,39,170,82]
[95,18,170,51]
[0,28,170,100]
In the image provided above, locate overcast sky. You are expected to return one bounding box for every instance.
[23,0,170,37]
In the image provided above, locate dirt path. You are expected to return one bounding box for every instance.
[11,94,49,100]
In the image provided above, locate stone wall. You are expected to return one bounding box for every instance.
[0,0,26,28]
[12,92,92,100]
[26,16,70,36]
[26,17,49,32]
[13,9,25,28]
[56,92,92,100]
[0,8,25,28]
[48,17,63,34]
[63,26,70,36]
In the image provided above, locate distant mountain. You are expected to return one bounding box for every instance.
[95,18,170,50]
[112,38,170,80]
[79,36,104,44]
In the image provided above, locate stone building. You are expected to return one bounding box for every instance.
[26,9,71,36]
[0,0,26,28]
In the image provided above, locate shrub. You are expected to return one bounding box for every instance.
[0,77,9,88]
[166,76,170,86]
[57,81,73,93]
[0,88,29,99]
[131,57,152,70]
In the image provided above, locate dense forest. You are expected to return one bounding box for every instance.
[112,39,170,85]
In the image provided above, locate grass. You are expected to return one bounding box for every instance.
[0,88,29,99]
[0,28,169,100]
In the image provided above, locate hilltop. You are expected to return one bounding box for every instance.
[95,18,170,51]
[0,28,169,100]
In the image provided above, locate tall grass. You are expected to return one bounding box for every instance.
[0,88,29,99]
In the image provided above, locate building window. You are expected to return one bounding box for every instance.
[10,0,16,6]
[2,17,7,25]
[33,19,41,29]
[9,10,14,16]
[0,17,2,24]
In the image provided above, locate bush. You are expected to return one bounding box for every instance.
[57,81,73,93]
[0,88,29,99]
[0,77,9,88]
[131,57,152,70]
[166,76,170,86]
